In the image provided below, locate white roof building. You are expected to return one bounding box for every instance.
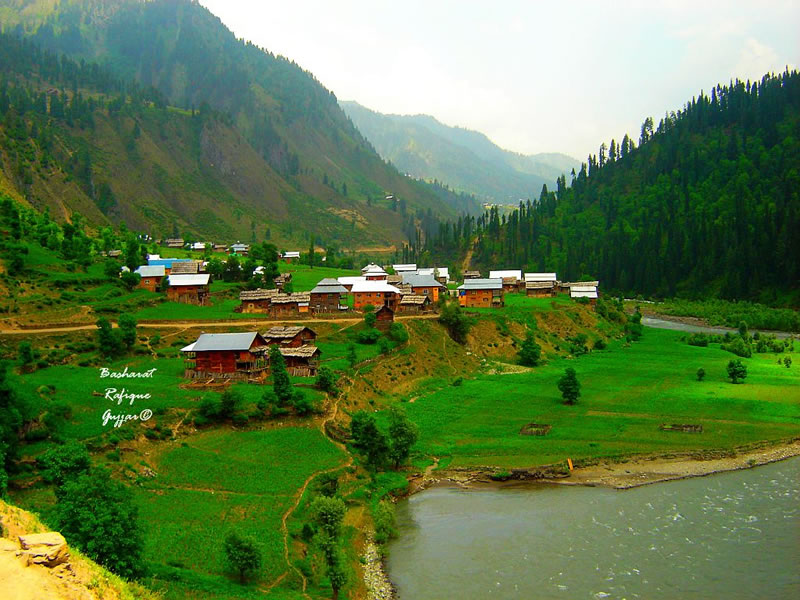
[392,264,417,272]
[351,281,401,294]
[134,265,166,278]
[570,284,598,299]
[168,274,211,287]
[524,272,557,283]
[338,276,367,287]
[489,270,522,281]
[283,251,300,259]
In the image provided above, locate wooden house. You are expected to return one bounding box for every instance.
[275,273,292,290]
[363,264,388,281]
[148,257,194,275]
[107,249,122,258]
[524,272,557,285]
[501,277,520,293]
[560,281,599,294]
[237,288,279,313]
[278,345,321,377]
[165,238,184,248]
[351,281,401,310]
[282,251,300,263]
[525,281,557,297]
[398,294,432,314]
[310,279,348,313]
[190,242,208,252]
[373,305,395,331]
[170,261,200,275]
[228,243,249,255]
[457,278,504,308]
[180,332,268,381]
[392,263,417,273]
[134,265,165,292]
[463,270,481,279]
[401,273,444,302]
[263,326,317,347]
[570,284,599,304]
[386,274,403,286]
[269,293,310,317]
[167,274,210,305]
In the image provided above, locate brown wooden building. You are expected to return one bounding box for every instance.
[181,332,268,381]
[170,261,201,275]
[134,265,165,292]
[269,293,310,317]
[278,345,321,377]
[263,325,317,347]
[310,279,348,313]
[237,288,279,313]
[397,294,432,314]
[457,278,504,308]
[463,270,481,279]
[167,274,210,305]
[525,281,557,297]
[373,305,395,331]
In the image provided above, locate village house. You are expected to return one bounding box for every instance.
[269,292,310,317]
[490,270,522,292]
[310,278,349,313]
[525,281,557,297]
[148,257,194,275]
[337,276,366,292]
[398,294,432,314]
[170,260,201,275]
[351,280,401,310]
[362,264,388,281]
[373,305,395,331]
[190,242,208,252]
[165,238,184,249]
[278,345,321,377]
[275,272,292,289]
[570,284,599,304]
[392,263,417,273]
[263,325,317,347]
[213,243,227,252]
[559,280,599,294]
[525,272,558,285]
[463,270,481,279]
[228,243,249,255]
[167,273,210,305]
[401,272,445,302]
[457,278,504,308]
[180,332,269,382]
[417,267,450,284]
[282,251,300,263]
[107,249,122,258]
[134,265,165,292]
[386,274,403,286]
[237,288,279,313]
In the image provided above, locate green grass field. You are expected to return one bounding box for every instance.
[403,327,800,469]
[276,261,359,292]
[135,427,345,597]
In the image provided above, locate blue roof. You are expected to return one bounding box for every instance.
[148,258,193,268]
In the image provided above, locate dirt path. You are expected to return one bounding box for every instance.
[461,242,475,272]
[0,314,440,336]
[264,378,354,597]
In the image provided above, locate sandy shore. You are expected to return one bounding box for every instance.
[412,439,800,492]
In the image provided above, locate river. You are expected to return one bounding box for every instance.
[387,457,800,599]
[641,316,794,339]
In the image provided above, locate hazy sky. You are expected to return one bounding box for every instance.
[199,0,798,160]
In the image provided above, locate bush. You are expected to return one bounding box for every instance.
[726,359,748,384]
[687,333,709,347]
[372,500,397,544]
[356,328,382,345]
[315,367,338,395]
[593,339,607,350]
[388,322,408,343]
[722,336,752,358]
[696,367,706,381]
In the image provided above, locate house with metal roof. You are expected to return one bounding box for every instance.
[457,278,504,308]
[134,265,166,292]
[392,263,417,273]
[362,264,388,280]
[282,251,301,262]
[167,273,210,305]
[400,273,445,302]
[525,281,557,297]
[310,279,349,313]
[524,272,558,283]
[228,243,249,255]
[489,270,522,282]
[570,284,599,303]
[180,332,268,381]
[351,281,401,310]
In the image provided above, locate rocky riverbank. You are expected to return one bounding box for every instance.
[363,532,397,600]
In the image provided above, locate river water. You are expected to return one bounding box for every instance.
[641,316,794,339]
[387,458,800,599]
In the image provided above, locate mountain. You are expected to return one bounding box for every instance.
[340,100,579,203]
[468,70,800,303]
[0,0,460,246]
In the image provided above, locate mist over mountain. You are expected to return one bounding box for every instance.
[341,100,579,203]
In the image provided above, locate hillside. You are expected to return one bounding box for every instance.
[341,100,579,203]
[0,0,460,245]
[464,70,800,304]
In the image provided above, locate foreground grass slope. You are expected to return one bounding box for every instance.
[406,327,800,469]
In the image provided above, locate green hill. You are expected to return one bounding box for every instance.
[0,0,460,246]
[467,70,800,303]
[340,100,579,203]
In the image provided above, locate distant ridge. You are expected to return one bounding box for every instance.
[341,101,579,203]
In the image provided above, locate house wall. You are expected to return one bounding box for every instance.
[526,288,555,298]
[167,285,209,305]
[138,276,163,293]
[239,299,272,313]
[459,289,503,308]
[310,293,340,312]
[412,286,440,302]
[270,303,300,317]
[353,292,398,310]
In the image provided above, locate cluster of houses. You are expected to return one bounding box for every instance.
[236,263,447,317]
[180,325,320,382]
[160,239,302,261]
[456,270,599,307]
[131,256,211,305]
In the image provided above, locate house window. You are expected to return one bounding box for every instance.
[145,279,150,284]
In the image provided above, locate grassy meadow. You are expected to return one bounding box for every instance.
[403,327,800,469]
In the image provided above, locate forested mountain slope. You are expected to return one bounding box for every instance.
[0,0,462,244]
[468,70,800,303]
[341,100,578,204]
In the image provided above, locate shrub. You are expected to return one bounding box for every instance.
[593,339,607,350]
[687,333,709,347]
[388,322,408,343]
[372,500,397,544]
[726,359,748,384]
[356,328,381,345]
[696,367,706,381]
[722,336,752,358]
